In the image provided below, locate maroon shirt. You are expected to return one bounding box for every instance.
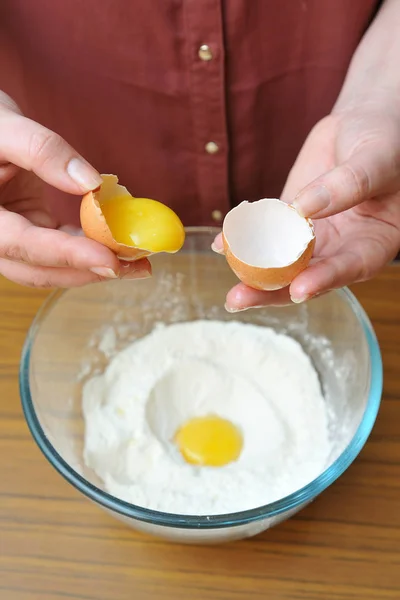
[0,0,380,227]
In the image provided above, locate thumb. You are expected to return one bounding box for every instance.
[0,96,102,194]
[292,142,400,218]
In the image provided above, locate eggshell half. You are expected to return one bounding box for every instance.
[80,174,151,261]
[222,199,315,291]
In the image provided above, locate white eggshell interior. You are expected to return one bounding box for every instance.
[97,174,130,207]
[223,199,314,268]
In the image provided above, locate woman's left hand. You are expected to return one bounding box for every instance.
[214,96,400,311]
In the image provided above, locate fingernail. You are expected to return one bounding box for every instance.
[59,225,84,236]
[67,158,103,191]
[293,291,327,303]
[290,295,310,304]
[211,242,224,255]
[225,303,243,313]
[90,266,118,279]
[121,268,152,280]
[226,303,285,311]
[293,186,330,217]
[224,303,262,313]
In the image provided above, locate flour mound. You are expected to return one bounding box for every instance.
[82,320,331,515]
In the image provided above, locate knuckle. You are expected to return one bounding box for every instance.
[29,271,55,289]
[29,129,63,167]
[3,244,22,261]
[58,237,76,268]
[356,260,369,283]
[343,162,371,202]
[351,248,371,284]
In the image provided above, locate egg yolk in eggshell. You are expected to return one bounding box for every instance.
[100,195,185,253]
[175,415,243,467]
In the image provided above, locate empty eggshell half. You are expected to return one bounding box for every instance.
[222,199,315,291]
[80,174,185,261]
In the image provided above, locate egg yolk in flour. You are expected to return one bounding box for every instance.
[100,195,185,253]
[175,415,243,467]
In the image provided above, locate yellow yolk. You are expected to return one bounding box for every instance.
[174,415,243,467]
[100,195,185,253]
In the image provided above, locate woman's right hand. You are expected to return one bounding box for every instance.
[0,91,151,287]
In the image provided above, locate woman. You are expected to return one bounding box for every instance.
[0,0,399,311]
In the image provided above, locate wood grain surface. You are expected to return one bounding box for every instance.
[1,268,400,600]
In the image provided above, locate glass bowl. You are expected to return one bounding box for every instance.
[20,228,383,544]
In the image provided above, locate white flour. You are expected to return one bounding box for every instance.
[82,320,332,515]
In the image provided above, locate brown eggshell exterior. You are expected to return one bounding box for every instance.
[80,189,151,261]
[222,233,315,291]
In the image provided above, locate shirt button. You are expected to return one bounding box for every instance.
[205,141,219,155]
[211,210,223,223]
[198,44,213,61]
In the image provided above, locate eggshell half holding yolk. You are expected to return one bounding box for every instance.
[80,174,185,260]
[222,199,315,291]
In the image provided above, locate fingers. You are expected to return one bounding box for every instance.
[0,257,152,289]
[0,93,102,194]
[214,230,393,310]
[288,252,367,303]
[0,208,121,273]
[211,232,224,254]
[0,162,19,185]
[224,236,390,310]
[0,208,153,288]
[288,254,362,302]
[223,249,371,311]
[281,116,335,203]
[289,234,395,302]
[0,258,107,288]
[225,283,291,312]
[292,143,400,219]
[0,92,152,289]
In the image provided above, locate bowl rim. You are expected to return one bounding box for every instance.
[19,228,383,529]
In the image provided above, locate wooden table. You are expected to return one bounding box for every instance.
[1,268,400,600]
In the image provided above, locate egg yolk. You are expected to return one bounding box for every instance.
[100,195,185,253]
[174,415,243,467]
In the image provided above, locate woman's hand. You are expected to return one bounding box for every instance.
[214,96,400,311]
[0,91,151,287]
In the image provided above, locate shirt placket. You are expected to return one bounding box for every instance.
[183,0,230,226]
